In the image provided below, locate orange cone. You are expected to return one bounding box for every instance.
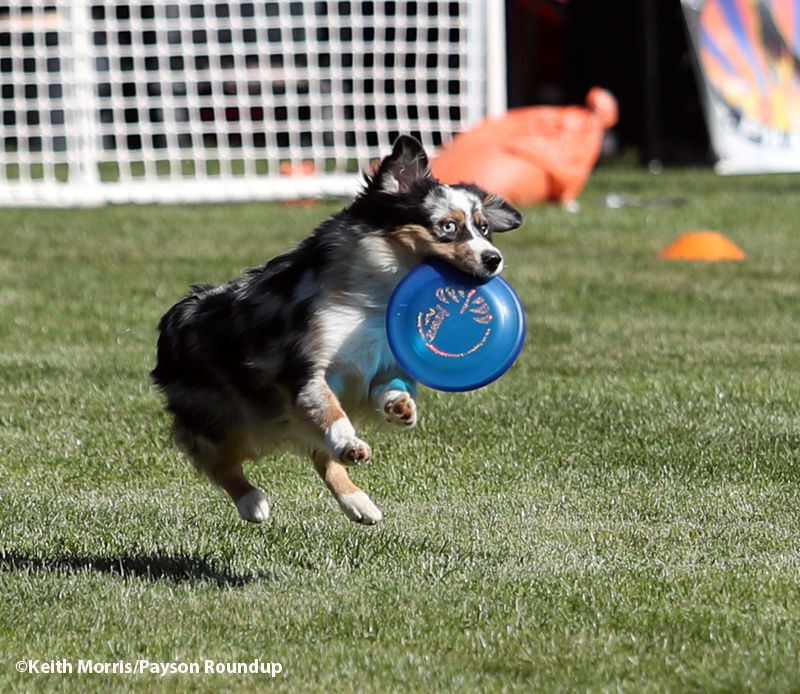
[279,160,318,207]
[659,231,746,261]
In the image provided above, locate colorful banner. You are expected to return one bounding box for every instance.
[682,0,800,173]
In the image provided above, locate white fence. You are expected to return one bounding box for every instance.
[0,1,504,206]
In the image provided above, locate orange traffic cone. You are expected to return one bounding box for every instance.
[659,231,746,261]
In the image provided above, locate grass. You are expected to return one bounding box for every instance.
[1,164,800,692]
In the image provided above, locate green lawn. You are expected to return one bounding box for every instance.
[1,165,799,692]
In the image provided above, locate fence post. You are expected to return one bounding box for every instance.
[66,0,103,205]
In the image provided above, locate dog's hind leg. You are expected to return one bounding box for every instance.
[189,427,271,524]
[219,467,271,525]
[313,450,383,524]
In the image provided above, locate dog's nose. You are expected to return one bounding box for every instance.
[481,250,502,274]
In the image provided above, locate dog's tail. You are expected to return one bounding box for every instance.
[151,285,212,387]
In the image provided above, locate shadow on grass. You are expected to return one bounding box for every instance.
[0,550,262,588]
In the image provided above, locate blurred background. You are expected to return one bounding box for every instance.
[506,0,712,167]
[2,0,797,206]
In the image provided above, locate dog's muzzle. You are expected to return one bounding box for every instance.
[481,250,503,276]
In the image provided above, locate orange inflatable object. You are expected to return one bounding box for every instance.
[659,231,746,261]
[431,87,618,205]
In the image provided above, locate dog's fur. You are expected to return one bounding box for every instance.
[152,136,522,524]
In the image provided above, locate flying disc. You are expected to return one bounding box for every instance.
[386,260,526,392]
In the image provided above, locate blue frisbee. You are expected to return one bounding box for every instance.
[386,260,526,392]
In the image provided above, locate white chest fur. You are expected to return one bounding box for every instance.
[317,303,396,402]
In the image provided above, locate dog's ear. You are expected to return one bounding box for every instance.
[483,193,523,233]
[372,136,432,194]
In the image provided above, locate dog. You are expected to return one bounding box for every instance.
[152,136,522,525]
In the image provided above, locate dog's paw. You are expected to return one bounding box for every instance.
[235,488,271,523]
[380,390,418,428]
[337,491,383,524]
[337,438,373,466]
[325,418,372,466]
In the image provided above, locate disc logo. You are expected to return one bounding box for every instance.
[417,286,493,358]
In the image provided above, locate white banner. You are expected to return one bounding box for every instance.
[682,0,800,173]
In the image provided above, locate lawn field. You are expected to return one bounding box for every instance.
[1,165,799,692]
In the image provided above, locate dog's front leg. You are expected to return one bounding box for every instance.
[372,376,418,428]
[296,376,372,465]
[313,450,383,524]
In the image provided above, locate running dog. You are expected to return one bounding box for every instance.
[152,136,522,524]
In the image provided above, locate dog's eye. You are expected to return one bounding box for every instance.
[441,220,458,236]
[479,221,490,236]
